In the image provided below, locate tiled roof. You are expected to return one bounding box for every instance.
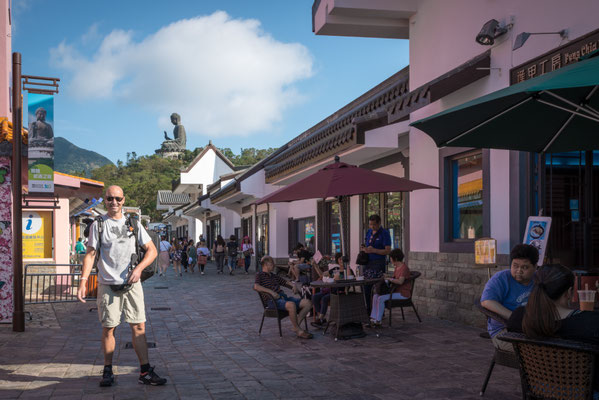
[263,67,410,182]
[262,51,491,183]
[157,190,191,206]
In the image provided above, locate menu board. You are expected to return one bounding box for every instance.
[475,238,497,265]
[523,216,552,266]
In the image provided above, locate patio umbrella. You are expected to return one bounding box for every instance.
[256,156,436,265]
[410,53,599,153]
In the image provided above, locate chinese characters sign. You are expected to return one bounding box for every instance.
[510,29,599,85]
[27,93,55,193]
[475,238,496,265]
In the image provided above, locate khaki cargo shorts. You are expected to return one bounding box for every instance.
[97,281,146,328]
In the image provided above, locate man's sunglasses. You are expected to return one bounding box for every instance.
[106,196,124,202]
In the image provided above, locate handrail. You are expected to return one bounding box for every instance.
[24,263,97,304]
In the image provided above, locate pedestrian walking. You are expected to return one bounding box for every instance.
[187,239,197,273]
[197,241,210,275]
[157,235,171,276]
[76,185,167,387]
[213,235,226,274]
[241,236,253,274]
[181,238,189,273]
[75,237,86,264]
[226,235,238,276]
[172,240,183,277]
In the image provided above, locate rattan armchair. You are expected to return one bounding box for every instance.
[254,287,308,337]
[498,332,599,400]
[475,300,520,396]
[385,271,422,326]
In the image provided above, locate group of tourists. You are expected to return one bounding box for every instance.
[157,234,254,277]
[254,213,411,339]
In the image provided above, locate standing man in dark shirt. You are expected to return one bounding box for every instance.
[254,256,313,339]
[361,214,391,312]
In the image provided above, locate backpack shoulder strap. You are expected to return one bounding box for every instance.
[92,216,104,270]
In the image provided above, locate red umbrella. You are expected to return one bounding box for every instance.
[256,157,436,204]
[256,156,437,267]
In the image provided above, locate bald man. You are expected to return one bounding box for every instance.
[77,185,165,387]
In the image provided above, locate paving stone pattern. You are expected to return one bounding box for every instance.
[0,262,522,399]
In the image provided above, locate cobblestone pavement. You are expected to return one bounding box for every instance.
[0,263,522,399]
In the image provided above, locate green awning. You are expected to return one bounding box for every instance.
[410,55,599,153]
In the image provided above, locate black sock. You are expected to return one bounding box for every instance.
[141,363,150,374]
[104,364,112,371]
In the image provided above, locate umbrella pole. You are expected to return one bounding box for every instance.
[337,195,348,276]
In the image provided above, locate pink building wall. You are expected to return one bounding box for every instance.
[0,0,12,322]
[408,0,599,255]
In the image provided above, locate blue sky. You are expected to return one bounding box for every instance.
[13,0,409,164]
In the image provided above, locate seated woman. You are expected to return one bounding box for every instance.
[507,264,599,392]
[311,253,343,327]
[507,264,599,342]
[370,248,411,326]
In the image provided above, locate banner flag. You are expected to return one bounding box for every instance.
[27,93,54,193]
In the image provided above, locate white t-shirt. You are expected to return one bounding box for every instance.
[88,215,151,285]
[242,243,253,253]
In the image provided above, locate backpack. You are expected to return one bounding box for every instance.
[93,215,154,291]
[227,242,238,257]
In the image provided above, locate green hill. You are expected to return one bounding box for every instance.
[54,136,114,176]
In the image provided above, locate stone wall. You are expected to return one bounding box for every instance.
[408,251,510,328]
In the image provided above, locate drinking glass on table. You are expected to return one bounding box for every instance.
[578,290,596,311]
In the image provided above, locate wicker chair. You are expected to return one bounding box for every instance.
[254,288,308,337]
[385,271,422,326]
[498,332,599,400]
[476,300,520,396]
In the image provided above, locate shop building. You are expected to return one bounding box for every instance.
[312,0,599,325]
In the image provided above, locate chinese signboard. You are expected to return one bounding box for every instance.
[510,29,599,85]
[23,211,53,259]
[27,93,55,193]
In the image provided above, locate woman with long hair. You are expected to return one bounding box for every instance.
[172,240,183,277]
[508,264,599,394]
[508,264,599,342]
[241,236,253,275]
[213,235,226,274]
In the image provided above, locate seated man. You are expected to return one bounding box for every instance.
[254,256,313,339]
[480,243,538,351]
[289,244,313,282]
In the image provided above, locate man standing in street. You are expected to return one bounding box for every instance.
[361,214,391,312]
[77,185,166,387]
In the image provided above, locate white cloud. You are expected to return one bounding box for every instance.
[50,11,314,137]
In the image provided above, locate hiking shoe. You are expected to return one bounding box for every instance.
[138,366,167,386]
[99,367,114,387]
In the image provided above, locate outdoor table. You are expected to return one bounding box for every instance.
[310,278,382,340]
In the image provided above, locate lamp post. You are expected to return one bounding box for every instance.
[12,52,24,332]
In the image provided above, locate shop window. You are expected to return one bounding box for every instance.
[451,151,483,240]
[23,211,53,259]
[440,148,490,252]
[329,202,341,255]
[288,217,316,254]
[256,212,269,259]
[361,192,404,250]
[384,192,404,250]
